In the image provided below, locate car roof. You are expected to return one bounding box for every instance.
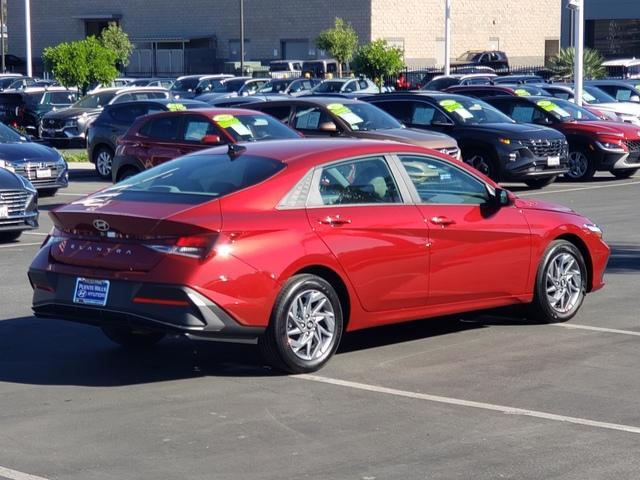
[104,98,208,108]
[365,91,470,101]
[252,96,364,106]
[447,85,514,92]
[141,107,267,117]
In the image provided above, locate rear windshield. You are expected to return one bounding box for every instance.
[171,78,199,92]
[73,92,116,108]
[108,152,286,200]
[212,113,300,142]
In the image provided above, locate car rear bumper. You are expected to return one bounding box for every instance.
[28,270,265,342]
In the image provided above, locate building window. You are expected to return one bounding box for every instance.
[85,19,117,37]
[586,19,640,58]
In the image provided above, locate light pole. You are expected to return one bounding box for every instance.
[444,0,451,75]
[239,0,244,76]
[567,0,583,106]
[25,0,32,77]
[1,0,5,73]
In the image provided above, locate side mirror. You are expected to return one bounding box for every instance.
[487,186,513,207]
[318,121,338,133]
[202,134,222,145]
[630,95,640,103]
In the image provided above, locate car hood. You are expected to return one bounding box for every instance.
[0,142,60,162]
[514,197,577,215]
[0,166,24,189]
[350,128,458,149]
[457,122,564,140]
[591,102,640,117]
[43,107,101,119]
[558,120,640,139]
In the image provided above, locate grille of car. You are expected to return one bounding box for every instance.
[438,147,460,158]
[624,140,640,152]
[42,118,65,129]
[0,189,29,226]
[521,139,565,158]
[13,162,62,187]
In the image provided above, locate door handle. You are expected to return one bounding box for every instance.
[318,215,352,226]
[430,216,456,226]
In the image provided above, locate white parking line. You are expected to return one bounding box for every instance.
[0,242,42,249]
[296,374,640,435]
[22,232,48,237]
[524,180,640,196]
[552,323,640,337]
[0,465,49,480]
[55,192,93,196]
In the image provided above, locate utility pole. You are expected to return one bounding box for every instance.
[25,0,32,77]
[1,0,5,73]
[444,0,451,76]
[567,0,583,106]
[239,0,244,76]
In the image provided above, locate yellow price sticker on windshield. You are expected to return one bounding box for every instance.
[166,103,186,111]
[537,100,557,112]
[514,89,531,97]
[439,99,464,113]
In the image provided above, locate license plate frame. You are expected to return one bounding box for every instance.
[73,278,110,307]
[36,168,52,178]
[547,156,560,167]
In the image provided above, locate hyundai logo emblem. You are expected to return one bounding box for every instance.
[93,219,110,232]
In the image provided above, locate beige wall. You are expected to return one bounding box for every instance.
[371,0,561,66]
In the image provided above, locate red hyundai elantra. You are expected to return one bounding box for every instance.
[28,139,610,373]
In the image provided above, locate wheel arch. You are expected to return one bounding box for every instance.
[91,142,115,162]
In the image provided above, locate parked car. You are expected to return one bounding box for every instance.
[256,78,322,96]
[88,99,209,179]
[111,108,302,182]
[423,74,496,91]
[0,122,68,196]
[196,78,270,102]
[247,97,460,157]
[492,75,545,85]
[602,58,640,79]
[269,60,303,79]
[363,92,569,188]
[0,87,78,136]
[0,166,38,242]
[129,78,175,89]
[170,74,234,99]
[40,87,171,146]
[445,84,549,98]
[542,84,640,125]
[451,50,509,70]
[485,95,640,180]
[309,78,379,95]
[29,138,609,373]
[0,75,25,92]
[586,80,640,103]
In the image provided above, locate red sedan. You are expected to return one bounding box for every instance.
[28,139,609,373]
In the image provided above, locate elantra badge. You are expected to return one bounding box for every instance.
[93,219,110,232]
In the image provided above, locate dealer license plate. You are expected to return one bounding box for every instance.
[73,278,110,307]
[547,156,560,167]
[36,168,52,178]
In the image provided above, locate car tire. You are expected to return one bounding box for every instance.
[0,231,22,243]
[527,240,587,324]
[38,188,58,197]
[565,148,596,181]
[525,176,556,189]
[463,149,499,181]
[610,168,638,179]
[94,146,114,180]
[259,274,343,374]
[101,326,165,348]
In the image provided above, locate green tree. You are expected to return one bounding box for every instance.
[550,47,606,80]
[316,17,359,77]
[100,24,134,69]
[352,39,404,92]
[43,37,118,95]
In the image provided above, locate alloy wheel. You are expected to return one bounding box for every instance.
[286,289,336,362]
[96,150,113,177]
[545,252,583,314]
[467,154,493,178]
[567,151,588,179]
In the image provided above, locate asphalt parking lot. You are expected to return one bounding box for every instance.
[1,173,639,480]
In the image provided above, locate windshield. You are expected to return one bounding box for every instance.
[257,80,290,94]
[212,80,245,93]
[582,86,617,104]
[536,98,599,122]
[108,153,286,200]
[326,102,402,131]
[457,52,481,62]
[314,81,347,93]
[438,97,514,124]
[170,78,199,92]
[73,92,116,108]
[0,122,25,142]
[212,113,300,142]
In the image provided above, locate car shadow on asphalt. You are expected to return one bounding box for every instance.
[606,243,640,273]
[0,310,544,386]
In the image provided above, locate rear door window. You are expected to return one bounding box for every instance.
[181,115,221,142]
[139,116,181,140]
[294,106,332,131]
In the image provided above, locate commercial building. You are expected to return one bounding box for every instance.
[561,0,640,58]
[8,0,561,75]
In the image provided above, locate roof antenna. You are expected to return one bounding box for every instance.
[227,143,246,160]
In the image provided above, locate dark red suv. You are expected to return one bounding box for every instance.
[111,108,301,182]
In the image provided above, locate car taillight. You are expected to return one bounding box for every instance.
[148,233,220,259]
[41,227,70,248]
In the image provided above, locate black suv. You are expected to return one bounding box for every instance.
[363,92,569,188]
[87,98,208,179]
[451,50,509,70]
[0,88,78,136]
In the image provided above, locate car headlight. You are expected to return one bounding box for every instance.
[594,140,626,152]
[583,223,603,238]
[0,159,18,172]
